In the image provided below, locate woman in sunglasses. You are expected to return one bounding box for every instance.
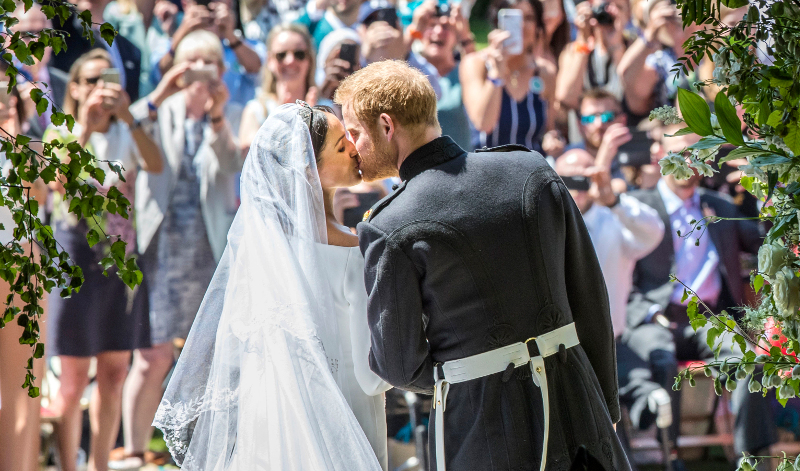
[43,48,163,471]
[239,24,317,154]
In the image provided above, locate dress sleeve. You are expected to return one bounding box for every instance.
[344,248,393,396]
[358,221,435,394]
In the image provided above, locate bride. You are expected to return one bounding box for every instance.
[153,102,391,470]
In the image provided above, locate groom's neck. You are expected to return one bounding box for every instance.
[396,125,443,171]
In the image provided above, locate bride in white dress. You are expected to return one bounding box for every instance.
[153,102,390,470]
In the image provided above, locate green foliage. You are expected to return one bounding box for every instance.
[0,0,139,397]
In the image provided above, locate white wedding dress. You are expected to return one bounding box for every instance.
[153,103,386,471]
[317,244,391,470]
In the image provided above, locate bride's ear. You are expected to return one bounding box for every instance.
[379,113,395,141]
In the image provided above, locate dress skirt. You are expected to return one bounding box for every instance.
[47,219,151,357]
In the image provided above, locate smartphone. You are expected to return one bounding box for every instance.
[560,175,591,192]
[339,43,358,71]
[435,1,451,17]
[617,130,654,167]
[195,0,213,7]
[0,82,10,107]
[497,9,524,55]
[184,64,218,84]
[100,68,121,86]
[343,192,382,228]
[364,8,399,28]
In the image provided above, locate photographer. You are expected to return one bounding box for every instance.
[555,0,628,112]
[43,48,163,471]
[115,30,243,469]
[617,0,697,117]
[460,0,556,153]
[151,0,264,106]
[574,88,631,192]
[414,0,474,149]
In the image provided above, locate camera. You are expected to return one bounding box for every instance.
[435,2,451,17]
[591,2,615,26]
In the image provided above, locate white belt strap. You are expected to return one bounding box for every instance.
[432,322,580,471]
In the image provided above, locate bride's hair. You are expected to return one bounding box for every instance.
[297,103,335,161]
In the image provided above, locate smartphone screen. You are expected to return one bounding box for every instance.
[339,43,357,71]
[184,64,218,84]
[100,68,121,86]
[497,9,523,55]
[0,82,10,107]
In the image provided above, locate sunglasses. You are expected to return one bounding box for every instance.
[81,76,102,85]
[580,111,617,125]
[274,50,308,62]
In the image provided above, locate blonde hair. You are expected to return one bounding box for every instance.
[334,60,439,130]
[64,49,112,116]
[173,30,225,70]
[258,24,316,105]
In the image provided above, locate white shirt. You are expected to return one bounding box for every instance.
[582,193,664,337]
[656,179,722,306]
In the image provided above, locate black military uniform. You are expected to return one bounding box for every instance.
[358,136,631,471]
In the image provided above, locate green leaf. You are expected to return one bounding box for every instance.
[784,124,800,155]
[35,96,47,116]
[99,23,116,46]
[15,134,30,146]
[688,136,726,150]
[733,334,747,353]
[688,299,706,330]
[29,41,44,62]
[766,110,782,128]
[667,127,696,137]
[751,154,792,166]
[33,342,44,359]
[714,93,745,146]
[86,229,100,248]
[678,88,714,137]
[754,274,764,293]
[719,146,769,163]
[707,326,720,350]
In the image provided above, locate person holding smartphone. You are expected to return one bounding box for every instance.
[152,0,264,106]
[459,0,558,154]
[315,29,361,107]
[43,48,163,471]
[114,31,243,469]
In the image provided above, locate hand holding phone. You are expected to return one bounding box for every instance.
[184,64,219,85]
[497,9,523,55]
[100,68,121,86]
[338,43,357,71]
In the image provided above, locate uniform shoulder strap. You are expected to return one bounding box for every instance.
[475,144,533,153]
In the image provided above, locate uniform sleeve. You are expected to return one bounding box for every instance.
[540,181,621,422]
[358,221,435,394]
[344,248,393,396]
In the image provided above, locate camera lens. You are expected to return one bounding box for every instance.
[591,3,614,25]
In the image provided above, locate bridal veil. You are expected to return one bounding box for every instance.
[153,103,382,471]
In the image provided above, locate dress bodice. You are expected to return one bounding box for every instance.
[316,244,391,471]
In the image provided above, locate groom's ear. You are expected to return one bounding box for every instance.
[378,113,395,142]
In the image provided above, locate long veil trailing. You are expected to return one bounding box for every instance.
[153,103,382,470]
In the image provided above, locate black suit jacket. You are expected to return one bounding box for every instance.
[50,15,141,101]
[359,137,630,471]
[626,186,761,328]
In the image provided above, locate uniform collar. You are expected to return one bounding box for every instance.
[398,136,466,182]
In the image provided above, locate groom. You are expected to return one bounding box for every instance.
[335,61,630,471]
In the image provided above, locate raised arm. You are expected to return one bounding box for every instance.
[459,31,509,133]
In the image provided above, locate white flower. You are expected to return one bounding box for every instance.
[691,160,715,177]
[766,135,793,156]
[738,163,768,182]
[649,106,683,125]
[773,266,800,319]
[659,152,694,179]
[710,114,721,131]
[695,145,721,162]
[758,242,789,281]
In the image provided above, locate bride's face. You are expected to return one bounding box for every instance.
[316,112,362,189]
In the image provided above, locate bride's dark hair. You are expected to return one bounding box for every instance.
[297,102,335,161]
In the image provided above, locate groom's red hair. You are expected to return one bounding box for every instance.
[334,60,439,132]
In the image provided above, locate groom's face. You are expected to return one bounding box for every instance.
[342,102,399,181]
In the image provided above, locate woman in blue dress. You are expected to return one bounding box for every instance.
[460,0,558,153]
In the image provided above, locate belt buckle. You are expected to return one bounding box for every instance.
[524,337,543,374]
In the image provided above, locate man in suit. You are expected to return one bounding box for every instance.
[624,125,775,461]
[336,60,630,471]
[50,0,141,102]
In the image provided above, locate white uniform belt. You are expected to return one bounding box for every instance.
[432,322,580,471]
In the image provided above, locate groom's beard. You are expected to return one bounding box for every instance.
[361,136,399,182]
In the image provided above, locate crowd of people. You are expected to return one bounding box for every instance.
[0,0,778,469]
